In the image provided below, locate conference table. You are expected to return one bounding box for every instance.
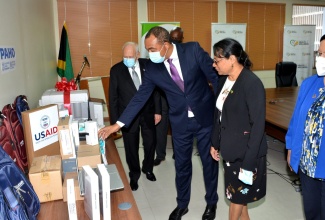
[265,87,299,143]
[37,137,141,220]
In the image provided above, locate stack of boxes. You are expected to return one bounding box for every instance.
[22,104,103,204]
[21,88,114,219]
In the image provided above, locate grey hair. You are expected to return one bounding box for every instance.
[122,42,139,53]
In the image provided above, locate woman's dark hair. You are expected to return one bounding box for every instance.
[213,38,252,69]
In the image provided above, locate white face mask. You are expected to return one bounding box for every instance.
[149,44,168,63]
[316,56,325,76]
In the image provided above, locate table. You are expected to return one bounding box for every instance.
[37,137,141,220]
[265,87,299,142]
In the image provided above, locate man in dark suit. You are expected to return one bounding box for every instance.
[99,27,219,220]
[154,26,185,166]
[109,42,161,191]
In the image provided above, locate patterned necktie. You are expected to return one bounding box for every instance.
[168,59,184,92]
[131,67,140,90]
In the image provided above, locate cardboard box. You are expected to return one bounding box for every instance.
[39,89,88,106]
[83,165,100,220]
[62,172,84,202]
[97,164,111,220]
[29,155,63,203]
[77,142,101,168]
[85,121,98,145]
[62,158,77,179]
[22,104,60,168]
[66,179,78,220]
[57,116,76,160]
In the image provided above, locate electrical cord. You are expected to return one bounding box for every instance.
[266,145,302,193]
[267,162,302,193]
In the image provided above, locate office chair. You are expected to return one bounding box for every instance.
[275,62,298,87]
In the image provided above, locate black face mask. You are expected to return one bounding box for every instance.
[170,39,182,44]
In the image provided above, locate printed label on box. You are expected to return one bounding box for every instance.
[29,105,59,151]
[59,129,73,155]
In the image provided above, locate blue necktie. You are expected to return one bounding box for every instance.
[168,59,184,92]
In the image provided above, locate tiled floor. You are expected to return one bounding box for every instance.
[115,135,305,220]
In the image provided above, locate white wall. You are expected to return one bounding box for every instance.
[0,0,58,109]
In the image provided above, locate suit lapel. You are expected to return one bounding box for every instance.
[121,64,137,91]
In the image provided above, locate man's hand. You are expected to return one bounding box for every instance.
[98,123,121,140]
[210,147,220,161]
[154,114,162,125]
[287,149,292,171]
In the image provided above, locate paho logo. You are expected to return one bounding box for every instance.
[303,30,312,34]
[34,115,57,141]
[0,47,15,60]
[232,30,243,34]
[287,30,297,34]
[215,30,226,34]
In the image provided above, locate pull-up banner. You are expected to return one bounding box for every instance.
[211,23,246,57]
[283,25,315,85]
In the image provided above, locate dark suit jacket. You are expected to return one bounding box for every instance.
[118,42,219,133]
[109,58,161,132]
[211,68,267,171]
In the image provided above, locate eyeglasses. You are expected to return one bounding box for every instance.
[315,51,325,58]
[213,57,225,65]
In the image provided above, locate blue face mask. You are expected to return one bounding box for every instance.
[149,44,168,63]
[123,58,136,68]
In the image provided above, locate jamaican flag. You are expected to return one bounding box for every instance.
[57,22,74,81]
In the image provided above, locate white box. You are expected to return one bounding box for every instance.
[57,116,76,159]
[39,89,88,106]
[85,121,98,145]
[67,179,78,220]
[71,120,80,147]
[97,164,111,220]
[91,102,104,127]
[83,165,100,220]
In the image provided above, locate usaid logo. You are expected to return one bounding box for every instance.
[40,115,50,129]
[34,115,58,141]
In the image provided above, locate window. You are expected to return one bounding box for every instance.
[226,2,285,70]
[147,0,218,54]
[57,0,138,78]
[292,5,324,51]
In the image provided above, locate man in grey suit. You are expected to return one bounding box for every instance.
[109,42,161,191]
[99,27,219,220]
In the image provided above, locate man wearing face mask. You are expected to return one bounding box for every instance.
[99,27,219,220]
[286,34,325,220]
[109,42,161,191]
[154,26,185,166]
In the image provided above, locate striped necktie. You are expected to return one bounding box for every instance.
[131,66,140,90]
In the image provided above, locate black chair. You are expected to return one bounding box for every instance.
[275,62,298,87]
